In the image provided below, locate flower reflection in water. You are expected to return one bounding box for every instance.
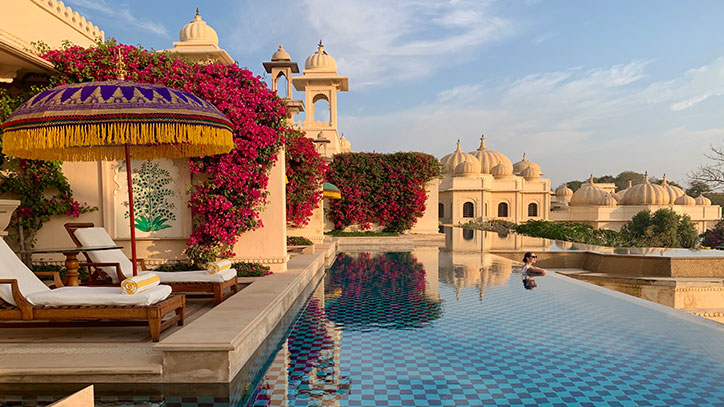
[325,252,442,331]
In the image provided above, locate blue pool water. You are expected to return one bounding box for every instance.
[245,251,724,406]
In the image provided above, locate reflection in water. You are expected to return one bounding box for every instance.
[438,259,513,301]
[326,252,442,331]
[250,252,441,406]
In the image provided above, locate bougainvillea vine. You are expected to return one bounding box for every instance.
[326,152,440,233]
[40,40,287,264]
[285,128,327,227]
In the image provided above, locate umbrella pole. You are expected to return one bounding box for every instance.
[124,144,139,276]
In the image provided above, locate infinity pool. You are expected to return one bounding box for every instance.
[244,251,724,406]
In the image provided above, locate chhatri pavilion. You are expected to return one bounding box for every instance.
[438,136,551,226]
[550,174,721,233]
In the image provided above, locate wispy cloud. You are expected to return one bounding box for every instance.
[66,0,169,37]
[341,57,724,186]
[229,0,514,88]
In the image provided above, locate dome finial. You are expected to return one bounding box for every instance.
[456,139,461,151]
[644,171,649,183]
[478,134,487,150]
[194,8,202,21]
[196,7,199,16]
[522,152,527,161]
[589,174,594,184]
[628,180,632,188]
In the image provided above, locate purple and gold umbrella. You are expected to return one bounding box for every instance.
[1,80,235,276]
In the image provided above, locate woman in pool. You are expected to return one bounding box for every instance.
[522,252,546,290]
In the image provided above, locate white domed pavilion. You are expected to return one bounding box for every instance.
[550,172,720,233]
[438,136,550,225]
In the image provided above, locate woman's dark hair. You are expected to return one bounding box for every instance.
[523,252,534,263]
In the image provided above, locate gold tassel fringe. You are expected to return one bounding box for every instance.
[2,122,234,161]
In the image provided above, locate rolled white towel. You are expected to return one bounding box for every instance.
[207,259,233,275]
[121,273,160,295]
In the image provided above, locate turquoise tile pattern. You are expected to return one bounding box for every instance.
[248,252,724,406]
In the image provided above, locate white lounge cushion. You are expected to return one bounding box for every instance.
[26,285,172,307]
[0,238,50,306]
[152,268,236,283]
[73,227,134,283]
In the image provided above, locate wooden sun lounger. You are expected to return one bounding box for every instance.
[64,223,238,304]
[0,276,184,342]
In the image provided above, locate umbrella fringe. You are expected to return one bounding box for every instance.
[2,122,234,161]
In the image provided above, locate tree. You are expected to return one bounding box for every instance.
[620,208,698,248]
[686,180,712,197]
[566,180,583,192]
[690,143,724,190]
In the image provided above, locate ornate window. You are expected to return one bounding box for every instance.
[463,202,474,218]
[438,203,445,218]
[528,203,538,217]
[497,202,509,218]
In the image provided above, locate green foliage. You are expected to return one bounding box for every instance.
[231,261,272,277]
[620,208,699,248]
[686,181,712,198]
[513,209,698,248]
[287,236,313,246]
[31,263,89,281]
[514,220,629,247]
[153,261,272,277]
[460,219,516,235]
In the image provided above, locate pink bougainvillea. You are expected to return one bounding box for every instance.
[41,40,287,264]
[285,128,327,227]
[326,152,440,233]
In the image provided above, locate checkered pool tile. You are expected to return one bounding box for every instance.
[246,252,724,406]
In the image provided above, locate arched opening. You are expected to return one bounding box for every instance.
[463,229,474,240]
[497,202,509,218]
[485,203,488,217]
[312,93,330,123]
[528,202,538,217]
[463,202,474,218]
[438,203,444,218]
[275,72,289,98]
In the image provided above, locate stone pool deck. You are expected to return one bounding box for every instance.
[0,240,337,384]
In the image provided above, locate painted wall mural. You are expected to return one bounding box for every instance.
[111,159,188,239]
[123,161,177,232]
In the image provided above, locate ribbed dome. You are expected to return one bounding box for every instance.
[179,9,219,45]
[621,173,669,205]
[521,166,541,180]
[598,193,618,207]
[440,141,480,174]
[304,41,337,73]
[660,175,685,204]
[470,136,513,174]
[570,176,606,206]
[512,153,542,176]
[674,195,696,206]
[491,161,512,179]
[695,194,712,206]
[613,180,633,201]
[455,161,478,177]
[271,45,291,61]
[555,184,573,199]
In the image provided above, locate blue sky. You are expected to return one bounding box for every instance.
[66,0,724,187]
